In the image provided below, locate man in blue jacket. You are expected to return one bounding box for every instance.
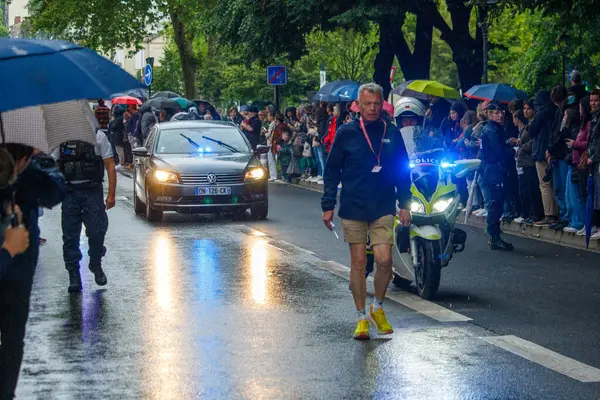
[321,83,412,340]
[0,144,66,398]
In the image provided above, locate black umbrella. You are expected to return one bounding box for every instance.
[248,100,274,110]
[193,99,215,109]
[150,91,181,99]
[144,97,181,111]
[391,80,430,101]
[125,88,149,101]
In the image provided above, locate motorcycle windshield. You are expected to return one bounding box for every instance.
[411,165,440,202]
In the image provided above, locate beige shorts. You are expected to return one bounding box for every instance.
[341,215,394,245]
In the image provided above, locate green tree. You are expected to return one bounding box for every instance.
[210,0,486,94]
[0,7,8,37]
[27,0,208,98]
[304,26,379,82]
[152,38,184,95]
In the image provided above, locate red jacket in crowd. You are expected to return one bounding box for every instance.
[323,118,337,153]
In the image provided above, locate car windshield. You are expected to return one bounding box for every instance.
[156,127,250,154]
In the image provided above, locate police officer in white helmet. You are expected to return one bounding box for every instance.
[394,97,443,156]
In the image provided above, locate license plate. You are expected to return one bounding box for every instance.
[195,186,231,195]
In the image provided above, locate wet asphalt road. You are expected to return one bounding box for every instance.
[16,176,600,399]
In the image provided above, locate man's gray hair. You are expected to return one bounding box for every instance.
[358,83,383,100]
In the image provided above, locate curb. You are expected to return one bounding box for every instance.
[292,179,600,253]
[464,213,600,252]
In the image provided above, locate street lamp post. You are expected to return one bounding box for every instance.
[482,21,489,84]
[558,32,570,87]
[479,0,498,84]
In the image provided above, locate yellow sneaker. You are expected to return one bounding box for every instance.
[369,304,394,335]
[353,319,370,340]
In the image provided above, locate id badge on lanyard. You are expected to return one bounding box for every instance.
[359,118,387,173]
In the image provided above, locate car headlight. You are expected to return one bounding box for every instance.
[245,167,266,181]
[410,198,425,214]
[432,197,454,213]
[154,169,179,183]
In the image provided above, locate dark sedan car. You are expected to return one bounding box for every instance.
[132,120,269,222]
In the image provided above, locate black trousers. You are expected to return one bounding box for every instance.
[0,279,32,399]
[123,141,133,165]
[519,166,544,221]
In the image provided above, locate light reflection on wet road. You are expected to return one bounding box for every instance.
[15,199,600,399]
[249,238,268,305]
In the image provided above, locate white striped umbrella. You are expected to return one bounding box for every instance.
[0,100,99,153]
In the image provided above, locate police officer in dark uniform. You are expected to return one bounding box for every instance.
[56,131,117,292]
[479,101,515,251]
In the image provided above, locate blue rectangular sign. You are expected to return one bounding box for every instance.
[267,66,287,86]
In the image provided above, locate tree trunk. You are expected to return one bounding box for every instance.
[430,1,482,90]
[389,13,433,81]
[169,5,197,99]
[454,51,482,92]
[402,12,434,80]
[373,21,396,99]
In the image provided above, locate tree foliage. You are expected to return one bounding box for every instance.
[0,8,8,38]
[304,26,379,82]
[27,0,208,98]
[27,0,158,53]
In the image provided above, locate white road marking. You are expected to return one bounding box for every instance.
[385,291,472,322]
[237,225,600,383]
[238,225,471,323]
[481,335,600,383]
[234,225,267,236]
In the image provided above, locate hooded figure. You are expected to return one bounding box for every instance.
[529,90,557,162]
[569,71,588,103]
[439,102,465,149]
[109,106,125,144]
[136,104,158,140]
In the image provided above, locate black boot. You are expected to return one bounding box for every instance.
[89,264,107,286]
[68,269,82,293]
[488,236,514,251]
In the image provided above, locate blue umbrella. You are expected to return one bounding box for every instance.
[0,38,143,113]
[465,84,528,104]
[331,81,361,101]
[312,80,360,102]
[585,174,595,248]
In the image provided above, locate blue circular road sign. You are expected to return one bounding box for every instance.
[143,64,153,86]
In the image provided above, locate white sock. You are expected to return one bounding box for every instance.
[373,298,384,310]
[357,310,367,320]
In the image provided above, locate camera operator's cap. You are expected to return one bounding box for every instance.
[487,100,503,111]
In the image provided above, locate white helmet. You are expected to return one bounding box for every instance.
[394,97,425,118]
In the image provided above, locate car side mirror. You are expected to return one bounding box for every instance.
[132,147,148,157]
[255,144,269,154]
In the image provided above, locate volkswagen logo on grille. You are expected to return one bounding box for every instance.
[206,173,218,184]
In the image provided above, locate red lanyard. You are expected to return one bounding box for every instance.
[359,117,387,166]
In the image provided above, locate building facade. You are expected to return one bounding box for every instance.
[112,35,166,77]
[6,0,28,36]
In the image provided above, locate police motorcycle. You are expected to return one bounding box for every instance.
[390,98,480,299]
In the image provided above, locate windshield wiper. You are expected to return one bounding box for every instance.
[202,136,240,153]
[180,133,202,149]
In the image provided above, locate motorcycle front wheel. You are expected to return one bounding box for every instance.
[414,238,441,299]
